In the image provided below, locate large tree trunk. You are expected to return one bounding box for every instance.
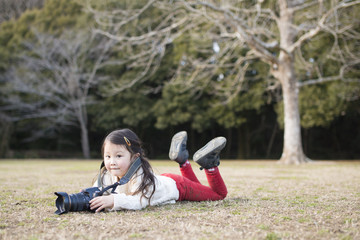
[274,0,309,164]
[276,57,308,164]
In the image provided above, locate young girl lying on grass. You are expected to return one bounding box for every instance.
[89,128,227,212]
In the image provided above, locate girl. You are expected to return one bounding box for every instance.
[89,129,227,212]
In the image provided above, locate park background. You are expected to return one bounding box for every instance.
[0,2,360,239]
[0,0,359,162]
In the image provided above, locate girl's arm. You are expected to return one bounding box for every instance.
[89,195,114,213]
[110,175,179,211]
[111,192,150,210]
[89,192,148,212]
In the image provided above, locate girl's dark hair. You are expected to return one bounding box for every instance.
[100,128,156,202]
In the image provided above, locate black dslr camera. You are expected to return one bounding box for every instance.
[54,187,102,215]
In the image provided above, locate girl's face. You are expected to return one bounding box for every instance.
[103,141,133,178]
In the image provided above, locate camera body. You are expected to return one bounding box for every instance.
[54,187,102,215]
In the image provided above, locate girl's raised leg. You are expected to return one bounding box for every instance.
[179,160,200,183]
[204,167,227,198]
[169,131,200,183]
[194,137,228,197]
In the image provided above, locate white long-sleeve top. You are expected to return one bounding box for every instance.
[93,168,179,211]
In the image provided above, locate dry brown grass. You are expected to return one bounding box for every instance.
[0,160,359,240]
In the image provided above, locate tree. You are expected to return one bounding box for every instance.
[91,0,360,164]
[2,30,116,158]
[0,0,91,157]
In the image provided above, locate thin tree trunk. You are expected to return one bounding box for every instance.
[237,125,249,159]
[0,121,12,157]
[77,106,90,159]
[226,128,232,158]
[80,122,90,159]
[266,122,277,159]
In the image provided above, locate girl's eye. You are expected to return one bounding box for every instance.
[105,155,110,159]
[116,154,122,158]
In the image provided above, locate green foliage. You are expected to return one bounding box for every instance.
[36,0,83,32]
[153,77,266,132]
[275,81,358,129]
[0,0,88,71]
[300,83,344,128]
[92,88,155,131]
[153,83,204,130]
[210,81,266,129]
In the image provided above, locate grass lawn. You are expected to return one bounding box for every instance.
[0,159,359,240]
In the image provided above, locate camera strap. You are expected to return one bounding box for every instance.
[97,157,142,195]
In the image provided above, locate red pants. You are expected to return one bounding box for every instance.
[161,161,227,201]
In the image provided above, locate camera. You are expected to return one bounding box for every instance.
[54,187,102,215]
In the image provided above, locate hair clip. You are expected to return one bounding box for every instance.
[124,136,131,147]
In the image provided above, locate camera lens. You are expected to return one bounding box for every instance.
[68,192,90,212]
[54,192,70,214]
[54,191,92,214]
[54,187,100,214]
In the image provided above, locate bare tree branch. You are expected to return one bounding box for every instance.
[288,0,360,53]
[182,0,279,65]
[2,30,116,158]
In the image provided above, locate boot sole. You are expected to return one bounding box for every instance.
[169,131,187,160]
[193,137,226,162]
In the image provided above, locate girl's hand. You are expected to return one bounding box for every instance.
[89,195,114,213]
